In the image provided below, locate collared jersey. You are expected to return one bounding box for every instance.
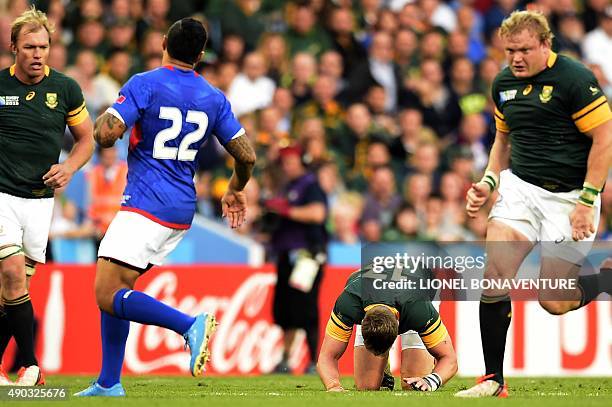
[108,66,244,229]
[0,65,88,198]
[492,52,612,192]
[325,269,448,349]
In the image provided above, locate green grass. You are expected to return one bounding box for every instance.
[1,375,610,406]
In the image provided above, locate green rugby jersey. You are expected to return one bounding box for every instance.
[326,270,448,349]
[492,52,612,192]
[0,65,89,198]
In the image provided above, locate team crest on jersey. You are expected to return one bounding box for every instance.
[539,86,553,103]
[522,84,532,95]
[0,95,19,106]
[499,89,517,103]
[45,93,58,109]
[25,91,35,101]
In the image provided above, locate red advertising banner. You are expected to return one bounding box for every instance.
[3,265,609,376]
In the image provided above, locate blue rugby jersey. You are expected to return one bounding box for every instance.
[108,65,244,228]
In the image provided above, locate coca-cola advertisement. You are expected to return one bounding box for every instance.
[4,265,609,376]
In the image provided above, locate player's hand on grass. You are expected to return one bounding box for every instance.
[465,182,491,218]
[43,163,75,189]
[221,188,247,229]
[403,373,441,392]
[569,202,595,241]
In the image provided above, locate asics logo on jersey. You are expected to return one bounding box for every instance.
[589,86,599,95]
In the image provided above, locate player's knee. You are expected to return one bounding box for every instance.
[0,248,26,289]
[539,300,571,315]
[94,281,116,314]
[354,375,383,391]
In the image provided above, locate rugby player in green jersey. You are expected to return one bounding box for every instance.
[317,269,457,392]
[0,7,94,386]
[457,10,612,398]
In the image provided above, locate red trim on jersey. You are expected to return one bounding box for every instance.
[120,207,191,230]
[129,122,142,151]
[163,65,175,71]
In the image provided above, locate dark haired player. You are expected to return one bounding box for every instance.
[75,18,256,397]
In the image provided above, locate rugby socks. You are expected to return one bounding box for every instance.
[578,268,612,308]
[479,294,511,385]
[98,311,130,388]
[112,288,195,335]
[3,294,38,367]
[0,307,11,361]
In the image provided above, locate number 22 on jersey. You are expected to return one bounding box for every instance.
[152,106,208,161]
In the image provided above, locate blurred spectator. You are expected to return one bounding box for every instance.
[330,192,363,244]
[220,33,246,65]
[0,51,12,69]
[318,50,347,94]
[582,5,612,85]
[219,0,266,51]
[227,51,276,117]
[266,146,328,375]
[49,190,95,242]
[450,56,487,115]
[554,13,584,58]
[382,203,423,241]
[344,30,404,112]
[455,113,489,172]
[86,146,128,246]
[421,0,457,33]
[403,172,433,221]
[327,7,367,78]
[257,32,289,84]
[405,58,462,139]
[272,87,296,133]
[484,0,518,39]
[47,42,67,72]
[409,141,441,184]
[397,3,429,34]
[390,108,437,164]
[284,2,332,57]
[68,18,107,64]
[295,74,344,135]
[195,171,216,219]
[361,165,402,230]
[394,28,418,76]
[283,52,317,106]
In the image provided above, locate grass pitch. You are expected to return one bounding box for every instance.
[1,375,610,407]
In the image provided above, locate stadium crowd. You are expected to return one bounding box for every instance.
[1,0,611,254]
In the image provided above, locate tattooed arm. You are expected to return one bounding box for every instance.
[94,112,127,148]
[220,135,256,228]
[224,135,257,191]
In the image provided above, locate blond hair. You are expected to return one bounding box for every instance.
[499,10,554,45]
[10,6,54,45]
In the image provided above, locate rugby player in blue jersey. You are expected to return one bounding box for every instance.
[75,18,255,397]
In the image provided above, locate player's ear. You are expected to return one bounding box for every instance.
[10,41,16,54]
[162,35,167,51]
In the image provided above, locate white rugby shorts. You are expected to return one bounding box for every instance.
[0,191,54,263]
[98,210,188,270]
[490,170,601,263]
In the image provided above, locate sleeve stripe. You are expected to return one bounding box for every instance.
[229,128,246,140]
[66,107,89,126]
[67,102,86,117]
[106,107,126,124]
[494,107,505,119]
[421,322,448,349]
[574,102,612,133]
[325,318,352,342]
[330,313,352,331]
[571,96,607,120]
[419,317,442,337]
